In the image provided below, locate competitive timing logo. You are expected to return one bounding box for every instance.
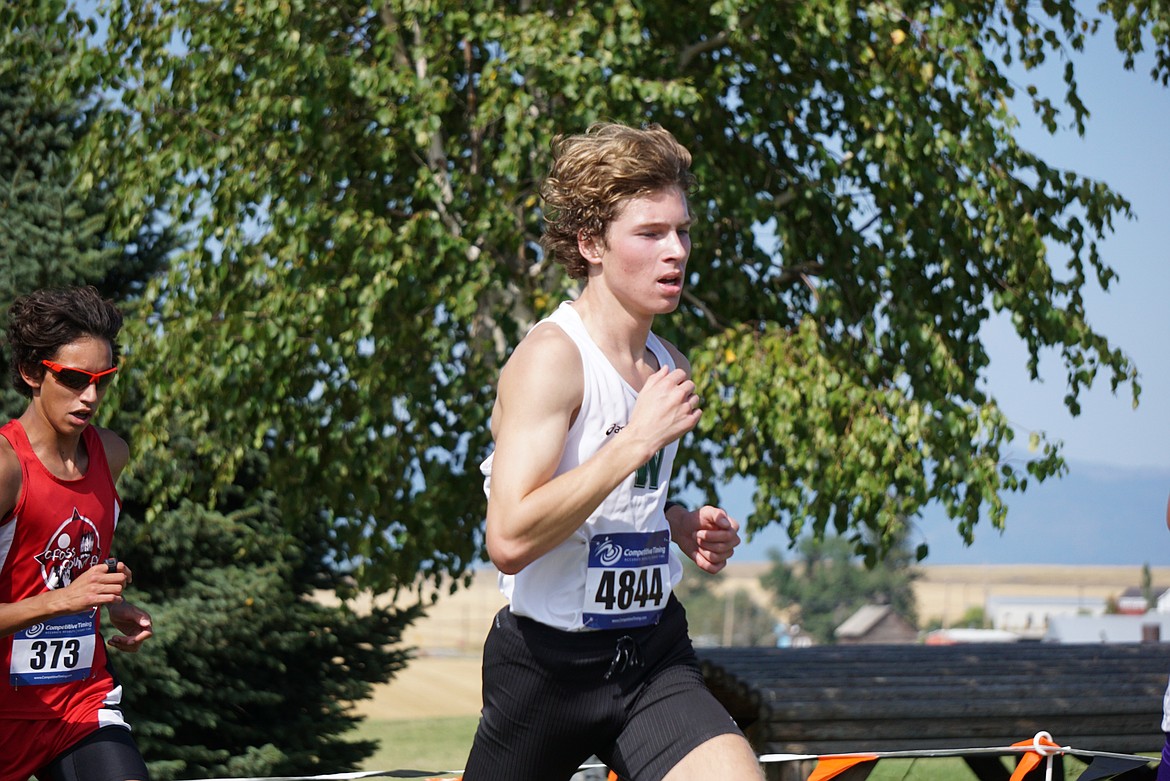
[595,539,623,567]
[593,535,669,567]
[34,509,103,590]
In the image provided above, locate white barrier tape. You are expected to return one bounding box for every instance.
[758,744,1153,765]
[190,735,1155,781]
[193,761,611,781]
[759,744,1062,762]
[1033,730,1059,757]
[195,771,463,780]
[755,753,820,763]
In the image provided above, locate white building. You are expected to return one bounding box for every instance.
[1158,589,1170,613]
[985,595,1107,639]
[1045,613,1170,643]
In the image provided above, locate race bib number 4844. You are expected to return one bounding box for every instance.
[583,530,671,629]
[10,612,97,687]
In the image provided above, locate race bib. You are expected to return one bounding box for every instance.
[10,611,97,687]
[583,530,672,629]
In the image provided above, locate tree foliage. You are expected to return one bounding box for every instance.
[4,6,419,776]
[673,560,780,646]
[109,451,421,779]
[66,0,1168,592]
[1,1,172,417]
[1,3,118,417]
[761,533,921,644]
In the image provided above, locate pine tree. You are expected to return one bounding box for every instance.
[2,7,422,777]
[109,450,421,779]
[1142,563,1154,610]
[0,7,119,418]
[0,4,169,416]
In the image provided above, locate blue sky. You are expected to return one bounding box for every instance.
[75,2,1165,566]
[983,30,1170,475]
[734,24,1170,567]
[924,25,1170,565]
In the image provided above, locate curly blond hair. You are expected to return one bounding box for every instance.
[539,123,695,279]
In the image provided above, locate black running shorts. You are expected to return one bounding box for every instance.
[39,726,150,781]
[462,595,744,781]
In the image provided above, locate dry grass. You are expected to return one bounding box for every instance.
[352,562,1170,722]
[345,563,1165,779]
[914,563,1168,626]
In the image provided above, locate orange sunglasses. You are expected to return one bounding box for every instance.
[41,360,119,391]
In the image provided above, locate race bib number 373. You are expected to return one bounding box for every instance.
[10,612,97,687]
[583,530,671,629]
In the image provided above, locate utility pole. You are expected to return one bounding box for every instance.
[722,590,736,646]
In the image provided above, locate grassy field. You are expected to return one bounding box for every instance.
[345,564,1167,779]
[354,716,479,774]
[863,756,1093,780]
[350,716,1119,780]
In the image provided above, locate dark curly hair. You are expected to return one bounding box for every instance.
[5,286,123,398]
[540,122,695,280]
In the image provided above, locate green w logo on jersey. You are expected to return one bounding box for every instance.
[634,448,665,490]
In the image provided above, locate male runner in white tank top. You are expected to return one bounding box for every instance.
[463,123,764,781]
[1157,492,1170,781]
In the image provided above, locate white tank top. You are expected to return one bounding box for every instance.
[481,302,683,631]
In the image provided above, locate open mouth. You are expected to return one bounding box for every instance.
[658,271,683,288]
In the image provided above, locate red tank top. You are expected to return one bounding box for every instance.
[0,419,121,719]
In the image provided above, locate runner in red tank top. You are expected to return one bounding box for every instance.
[1,286,153,781]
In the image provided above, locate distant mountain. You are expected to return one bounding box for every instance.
[730,461,1170,567]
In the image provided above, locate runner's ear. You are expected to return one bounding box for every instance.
[578,231,603,265]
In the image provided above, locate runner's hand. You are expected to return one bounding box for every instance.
[670,505,741,575]
[627,366,701,454]
[106,600,153,653]
[57,562,127,615]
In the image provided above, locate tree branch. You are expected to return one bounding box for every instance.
[676,31,732,71]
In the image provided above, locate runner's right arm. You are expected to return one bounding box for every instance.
[485,326,700,574]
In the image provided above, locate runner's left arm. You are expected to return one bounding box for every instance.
[106,598,153,653]
[666,503,741,575]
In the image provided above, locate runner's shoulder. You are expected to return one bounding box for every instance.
[0,434,21,521]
